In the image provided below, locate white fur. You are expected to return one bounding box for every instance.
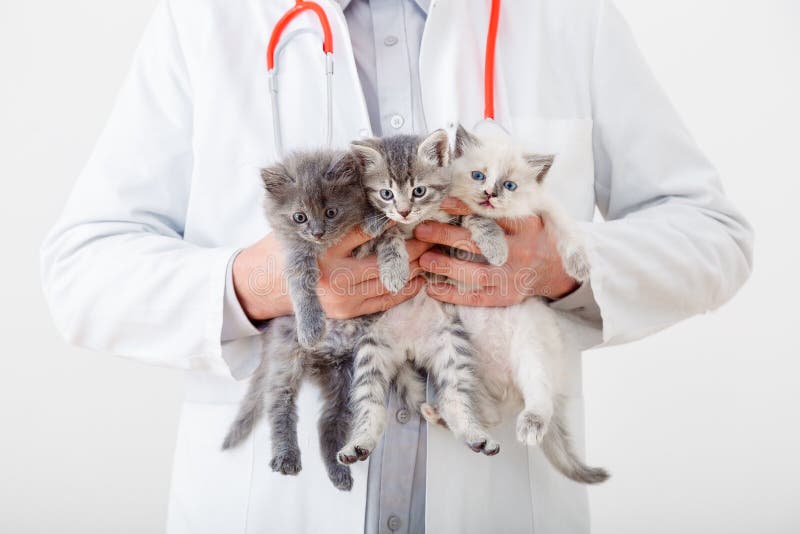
[451,127,590,444]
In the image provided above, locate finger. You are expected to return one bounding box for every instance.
[413,222,482,254]
[327,256,381,289]
[419,250,505,287]
[440,197,472,216]
[328,222,395,256]
[495,215,542,235]
[405,239,436,261]
[357,276,426,315]
[352,261,424,298]
[425,282,519,307]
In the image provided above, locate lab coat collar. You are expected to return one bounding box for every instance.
[336,0,430,15]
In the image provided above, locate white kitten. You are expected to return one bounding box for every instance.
[424,124,608,484]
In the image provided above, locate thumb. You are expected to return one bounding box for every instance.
[329,222,393,256]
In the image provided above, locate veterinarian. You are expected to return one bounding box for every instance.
[41,0,753,532]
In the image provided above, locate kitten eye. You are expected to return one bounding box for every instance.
[325,208,339,219]
[412,186,427,198]
[471,171,486,181]
[379,189,394,201]
[292,212,308,224]
[503,181,518,191]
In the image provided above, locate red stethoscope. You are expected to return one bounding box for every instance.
[267,0,502,155]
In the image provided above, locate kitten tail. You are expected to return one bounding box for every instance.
[221,366,268,450]
[541,404,610,485]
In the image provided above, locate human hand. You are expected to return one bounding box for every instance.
[233,227,432,321]
[414,198,579,306]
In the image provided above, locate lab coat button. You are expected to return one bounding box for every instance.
[384,35,399,47]
[396,408,410,424]
[390,115,404,129]
[387,515,402,531]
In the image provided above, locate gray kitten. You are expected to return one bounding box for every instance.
[338,131,505,465]
[222,150,383,491]
[260,150,385,348]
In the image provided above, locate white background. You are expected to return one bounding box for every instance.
[1,1,798,533]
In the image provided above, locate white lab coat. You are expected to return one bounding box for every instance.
[40,0,753,532]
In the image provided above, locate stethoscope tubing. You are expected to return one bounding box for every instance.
[268,27,334,157]
[267,0,503,155]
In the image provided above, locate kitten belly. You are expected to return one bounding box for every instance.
[459,299,567,398]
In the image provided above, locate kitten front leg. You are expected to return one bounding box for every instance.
[338,332,400,464]
[538,199,591,283]
[286,249,326,348]
[317,363,355,491]
[266,345,305,475]
[376,226,411,294]
[362,207,391,238]
[461,215,509,266]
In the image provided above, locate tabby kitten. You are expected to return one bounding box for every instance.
[222,150,384,491]
[436,124,609,484]
[337,131,504,465]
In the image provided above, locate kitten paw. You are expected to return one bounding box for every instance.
[327,463,353,491]
[463,428,500,456]
[480,239,509,266]
[562,246,591,283]
[337,440,375,465]
[466,437,501,456]
[297,315,326,348]
[516,410,551,446]
[380,261,410,294]
[270,449,302,475]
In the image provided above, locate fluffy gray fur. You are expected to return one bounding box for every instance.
[259,149,388,348]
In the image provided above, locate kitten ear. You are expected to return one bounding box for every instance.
[261,164,291,196]
[351,140,383,173]
[327,151,361,184]
[454,124,479,158]
[524,154,555,183]
[418,129,450,167]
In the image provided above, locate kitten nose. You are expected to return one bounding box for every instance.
[312,229,325,238]
[398,209,411,218]
[485,189,497,198]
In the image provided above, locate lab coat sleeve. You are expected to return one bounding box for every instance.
[582,0,754,346]
[40,0,238,375]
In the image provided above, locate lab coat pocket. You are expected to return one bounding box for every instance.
[508,116,595,220]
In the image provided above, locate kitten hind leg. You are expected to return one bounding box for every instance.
[317,363,355,491]
[512,337,555,446]
[338,333,399,464]
[430,310,499,455]
[266,346,305,475]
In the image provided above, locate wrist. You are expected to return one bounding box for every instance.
[232,239,292,321]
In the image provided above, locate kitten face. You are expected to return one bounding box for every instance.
[451,125,555,218]
[352,130,451,225]
[261,150,366,246]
